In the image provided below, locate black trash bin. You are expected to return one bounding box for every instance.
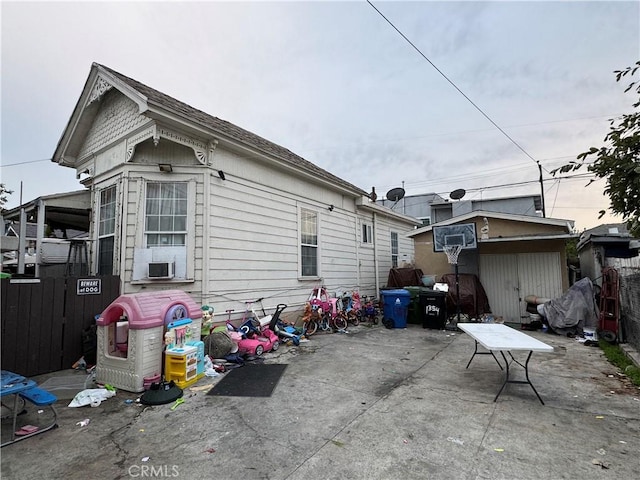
[419,290,447,329]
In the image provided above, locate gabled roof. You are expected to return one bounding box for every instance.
[53,63,368,198]
[407,210,574,238]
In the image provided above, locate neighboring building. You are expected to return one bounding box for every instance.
[430,194,543,224]
[377,193,444,226]
[577,223,640,285]
[4,221,38,252]
[2,222,38,273]
[47,63,421,319]
[378,192,543,226]
[2,191,91,276]
[408,211,576,324]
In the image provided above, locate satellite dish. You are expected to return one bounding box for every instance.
[386,187,405,202]
[450,188,466,200]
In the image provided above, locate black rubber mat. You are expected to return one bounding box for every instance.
[207,364,287,397]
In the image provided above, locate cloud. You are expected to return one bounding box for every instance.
[1,1,638,232]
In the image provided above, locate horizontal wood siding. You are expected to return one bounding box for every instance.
[122,176,141,284]
[109,139,416,319]
[204,152,366,315]
[129,138,205,290]
[207,173,301,309]
[374,215,416,287]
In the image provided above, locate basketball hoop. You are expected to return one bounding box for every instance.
[443,244,462,265]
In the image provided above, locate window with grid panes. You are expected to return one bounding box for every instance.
[300,208,318,277]
[145,182,187,247]
[98,185,116,275]
[391,231,399,267]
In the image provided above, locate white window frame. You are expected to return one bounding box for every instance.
[144,182,188,247]
[299,206,320,279]
[132,177,196,282]
[361,221,373,246]
[97,185,117,275]
[391,231,399,268]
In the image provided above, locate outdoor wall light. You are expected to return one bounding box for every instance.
[158,164,173,173]
[218,170,226,180]
[328,205,334,211]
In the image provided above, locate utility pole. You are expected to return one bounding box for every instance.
[537,161,546,218]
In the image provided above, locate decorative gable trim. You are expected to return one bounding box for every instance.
[87,75,113,106]
[124,123,211,165]
[125,124,157,162]
[156,126,208,165]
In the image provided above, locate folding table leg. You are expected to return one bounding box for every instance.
[465,340,503,370]
[494,351,545,405]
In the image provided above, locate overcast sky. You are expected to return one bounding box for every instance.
[1,0,639,231]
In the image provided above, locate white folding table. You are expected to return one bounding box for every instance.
[458,323,554,404]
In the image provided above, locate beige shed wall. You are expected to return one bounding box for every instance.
[413,217,571,287]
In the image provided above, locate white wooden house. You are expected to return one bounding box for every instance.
[51,63,421,321]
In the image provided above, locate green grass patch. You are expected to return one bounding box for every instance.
[598,339,640,387]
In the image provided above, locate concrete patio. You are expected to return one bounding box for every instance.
[1,323,638,479]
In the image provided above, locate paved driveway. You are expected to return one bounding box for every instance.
[1,324,638,479]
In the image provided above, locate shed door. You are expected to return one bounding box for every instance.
[479,252,563,324]
[479,254,520,323]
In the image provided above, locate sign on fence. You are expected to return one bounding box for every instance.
[77,278,102,295]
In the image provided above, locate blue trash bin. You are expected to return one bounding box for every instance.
[381,289,411,328]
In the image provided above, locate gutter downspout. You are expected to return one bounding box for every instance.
[355,215,361,289]
[203,171,212,306]
[373,211,380,297]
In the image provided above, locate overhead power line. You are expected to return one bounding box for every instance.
[366,1,546,171]
[431,172,596,197]
[1,158,52,168]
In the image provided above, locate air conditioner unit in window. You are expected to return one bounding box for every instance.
[147,262,174,279]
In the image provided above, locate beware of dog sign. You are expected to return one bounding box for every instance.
[77,278,102,295]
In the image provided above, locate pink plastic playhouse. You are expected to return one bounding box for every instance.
[96,290,202,392]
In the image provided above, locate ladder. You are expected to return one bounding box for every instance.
[65,239,89,277]
[598,267,620,342]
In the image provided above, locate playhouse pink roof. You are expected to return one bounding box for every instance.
[97,290,202,329]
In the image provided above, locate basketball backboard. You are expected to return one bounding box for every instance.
[432,223,478,252]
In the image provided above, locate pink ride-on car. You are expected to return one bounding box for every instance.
[236,317,280,357]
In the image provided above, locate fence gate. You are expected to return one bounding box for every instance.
[1,276,120,377]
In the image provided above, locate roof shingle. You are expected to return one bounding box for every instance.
[97,63,367,196]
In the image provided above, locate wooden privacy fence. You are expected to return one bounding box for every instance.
[1,276,120,377]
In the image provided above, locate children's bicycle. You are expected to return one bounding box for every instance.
[304,286,348,334]
[362,295,381,324]
[310,302,348,333]
[340,291,362,326]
